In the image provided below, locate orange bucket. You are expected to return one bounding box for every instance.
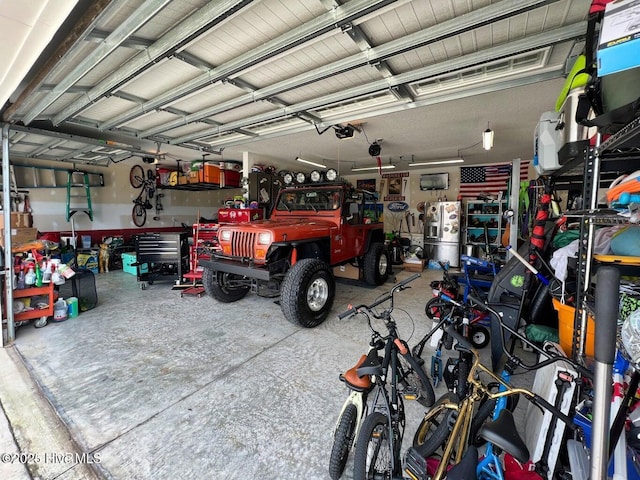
[552,298,595,357]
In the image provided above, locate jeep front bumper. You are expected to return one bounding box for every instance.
[199,257,271,281]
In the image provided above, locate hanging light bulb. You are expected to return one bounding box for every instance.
[482,126,494,150]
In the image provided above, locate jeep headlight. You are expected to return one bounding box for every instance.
[220,230,232,241]
[257,232,272,245]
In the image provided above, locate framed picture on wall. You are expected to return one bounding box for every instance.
[420,173,449,190]
[357,178,376,192]
[388,177,402,195]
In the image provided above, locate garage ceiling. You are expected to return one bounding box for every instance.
[0,0,589,171]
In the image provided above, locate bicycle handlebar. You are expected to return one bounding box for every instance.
[467,294,593,379]
[337,273,421,320]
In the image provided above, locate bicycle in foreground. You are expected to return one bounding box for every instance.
[406,294,583,480]
[329,273,435,480]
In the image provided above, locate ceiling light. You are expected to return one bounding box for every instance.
[482,127,494,150]
[296,156,327,169]
[409,159,464,166]
[351,164,396,172]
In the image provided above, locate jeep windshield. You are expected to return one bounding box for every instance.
[275,188,341,212]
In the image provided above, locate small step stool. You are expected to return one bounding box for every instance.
[66,170,93,221]
[180,271,205,298]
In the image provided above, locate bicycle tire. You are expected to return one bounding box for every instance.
[132,203,146,227]
[399,351,435,407]
[413,392,458,458]
[130,165,144,188]
[424,297,454,320]
[329,403,358,480]
[353,412,394,480]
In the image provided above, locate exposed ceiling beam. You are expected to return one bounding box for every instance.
[21,0,175,125]
[95,0,398,131]
[47,0,255,126]
[86,29,154,50]
[169,22,585,145]
[135,0,559,139]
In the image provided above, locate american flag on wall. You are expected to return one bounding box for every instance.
[459,162,529,198]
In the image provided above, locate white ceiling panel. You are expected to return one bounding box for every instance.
[167,82,241,113]
[117,57,203,99]
[79,96,139,124]
[120,110,182,132]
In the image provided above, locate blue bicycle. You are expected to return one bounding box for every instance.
[406,295,583,480]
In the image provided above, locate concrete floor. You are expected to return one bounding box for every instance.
[0,267,533,480]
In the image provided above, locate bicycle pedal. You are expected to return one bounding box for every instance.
[431,356,443,381]
[404,447,428,480]
[402,385,418,401]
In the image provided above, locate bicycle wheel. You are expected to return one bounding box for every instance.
[130,165,144,188]
[353,412,394,480]
[425,297,453,320]
[329,403,358,480]
[132,202,147,227]
[399,350,435,407]
[413,392,458,458]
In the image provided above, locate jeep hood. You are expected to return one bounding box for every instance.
[220,218,338,241]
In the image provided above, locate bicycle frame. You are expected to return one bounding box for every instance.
[416,351,541,480]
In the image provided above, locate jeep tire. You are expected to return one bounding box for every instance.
[202,268,250,302]
[281,258,335,328]
[363,242,390,286]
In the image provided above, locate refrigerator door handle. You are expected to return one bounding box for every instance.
[438,205,444,240]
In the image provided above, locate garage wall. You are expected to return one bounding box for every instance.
[13,159,242,233]
[344,165,462,236]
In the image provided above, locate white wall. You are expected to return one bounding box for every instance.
[13,159,242,232]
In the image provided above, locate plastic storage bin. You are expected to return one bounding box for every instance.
[122,252,149,275]
[552,298,595,357]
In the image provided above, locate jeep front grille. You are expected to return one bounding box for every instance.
[231,231,256,257]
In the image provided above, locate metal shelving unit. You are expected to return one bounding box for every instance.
[552,118,640,480]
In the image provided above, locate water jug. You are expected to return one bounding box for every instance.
[53,298,68,322]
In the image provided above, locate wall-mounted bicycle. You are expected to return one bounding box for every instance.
[129,165,156,227]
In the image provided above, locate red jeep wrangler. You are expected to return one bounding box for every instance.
[199,179,390,327]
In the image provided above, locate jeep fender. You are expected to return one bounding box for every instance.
[269,237,330,264]
[364,228,385,254]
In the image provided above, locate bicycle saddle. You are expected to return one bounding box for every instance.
[446,445,478,480]
[478,409,530,464]
[340,353,374,392]
[355,349,383,378]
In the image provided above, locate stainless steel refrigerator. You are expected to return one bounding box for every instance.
[423,201,461,268]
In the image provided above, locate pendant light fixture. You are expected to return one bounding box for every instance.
[482,123,494,151]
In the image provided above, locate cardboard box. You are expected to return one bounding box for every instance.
[218,208,263,223]
[333,264,361,280]
[0,227,38,248]
[597,0,640,76]
[77,252,99,274]
[403,259,425,272]
[0,212,33,228]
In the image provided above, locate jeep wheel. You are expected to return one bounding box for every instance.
[363,242,390,286]
[202,268,249,302]
[281,258,335,328]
